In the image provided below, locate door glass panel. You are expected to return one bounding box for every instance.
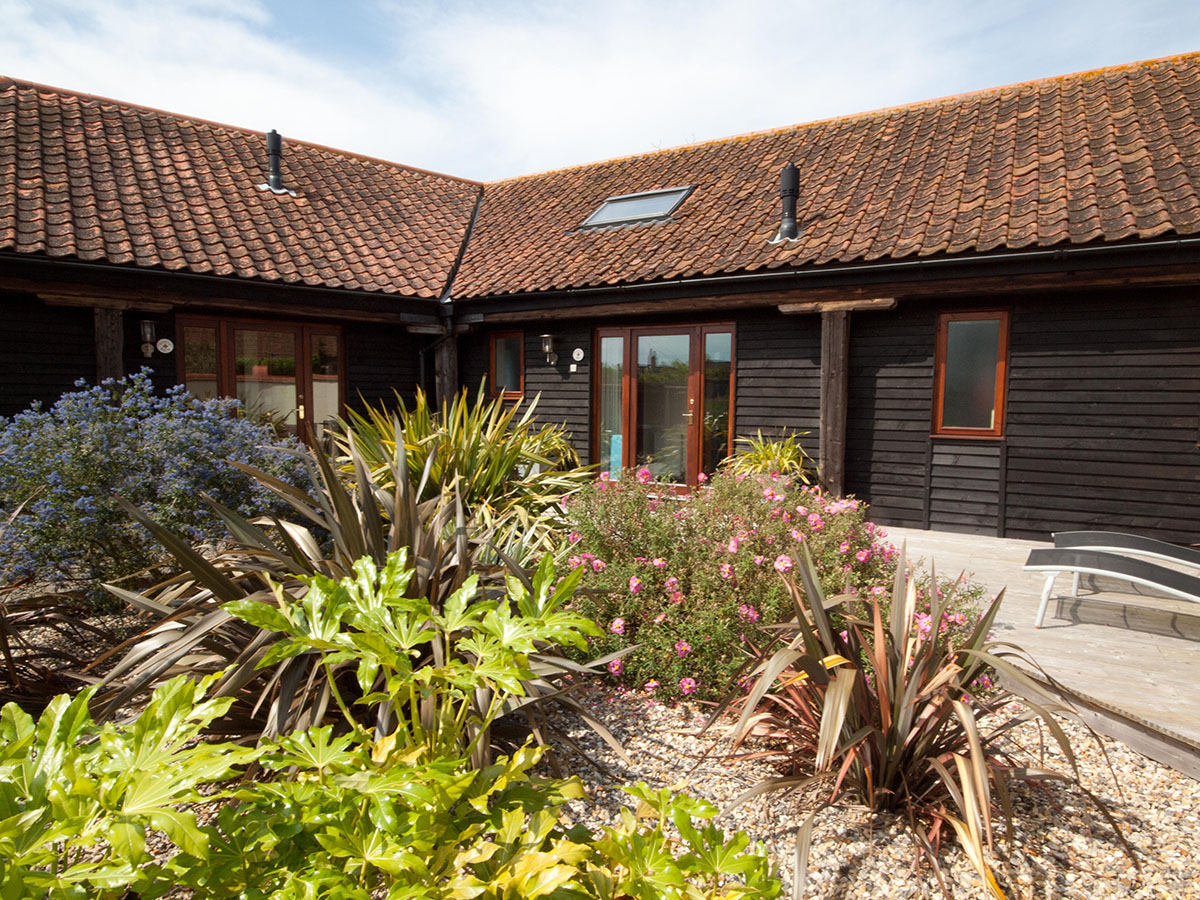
[182,325,219,400]
[310,332,341,435]
[234,328,298,427]
[598,336,624,477]
[635,334,690,483]
[701,332,732,476]
[943,319,1000,428]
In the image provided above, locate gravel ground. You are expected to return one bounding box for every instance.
[546,684,1200,900]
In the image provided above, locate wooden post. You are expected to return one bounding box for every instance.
[819,310,849,497]
[434,336,459,406]
[94,307,124,382]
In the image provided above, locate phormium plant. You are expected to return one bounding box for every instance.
[707,544,1134,898]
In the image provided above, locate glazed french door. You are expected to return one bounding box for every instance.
[178,317,343,437]
[595,325,733,485]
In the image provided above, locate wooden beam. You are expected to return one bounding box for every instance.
[93,307,124,382]
[43,291,172,313]
[819,310,849,498]
[434,337,459,406]
[779,297,896,315]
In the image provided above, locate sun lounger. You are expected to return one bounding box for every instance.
[1025,540,1200,627]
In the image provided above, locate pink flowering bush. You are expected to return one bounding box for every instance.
[564,469,927,700]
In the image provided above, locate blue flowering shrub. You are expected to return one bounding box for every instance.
[0,371,312,598]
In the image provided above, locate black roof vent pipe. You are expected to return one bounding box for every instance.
[266,129,283,191]
[778,162,799,241]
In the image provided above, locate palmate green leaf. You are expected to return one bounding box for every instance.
[223,596,294,634]
[262,726,361,773]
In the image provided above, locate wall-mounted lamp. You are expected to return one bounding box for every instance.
[140,320,156,358]
[540,334,558,365]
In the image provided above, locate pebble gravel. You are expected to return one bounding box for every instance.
[545,684,1200,900]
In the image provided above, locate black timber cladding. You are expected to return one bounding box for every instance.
[344,323,427,412]
[844,301,937,529]
[458,327,591,460]
[1002,288,1200,545]
[0,293,96,416]
[732,310,821,461]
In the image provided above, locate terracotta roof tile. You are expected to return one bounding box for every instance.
[0,78,480,298]
[453,52,1200,298]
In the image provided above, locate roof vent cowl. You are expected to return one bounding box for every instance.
[257,129,297,196]
[778,162,800,241]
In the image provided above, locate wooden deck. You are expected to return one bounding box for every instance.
[888,526,1200,780]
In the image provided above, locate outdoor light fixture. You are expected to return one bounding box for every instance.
[140,320,156,358]
[540,334,557,365]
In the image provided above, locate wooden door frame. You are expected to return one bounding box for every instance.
[592,322,735,485]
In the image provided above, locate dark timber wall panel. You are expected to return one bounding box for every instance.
[458,326,591,460]
[733,311,821,460]
[1003,289,1200,544]
[844,302,936,528]
[0,293,95,416]
[929,441,1001,535]
[344,323,425,412]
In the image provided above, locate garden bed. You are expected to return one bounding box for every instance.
[549,683,1200,899]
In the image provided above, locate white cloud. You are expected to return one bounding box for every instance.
[3,0,1200,180]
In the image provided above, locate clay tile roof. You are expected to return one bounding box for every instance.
[0,78,481,298]
[451,52,1200,299]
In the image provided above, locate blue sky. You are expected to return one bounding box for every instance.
[4,1,1200,181]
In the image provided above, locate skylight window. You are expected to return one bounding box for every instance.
[581,186,692,227]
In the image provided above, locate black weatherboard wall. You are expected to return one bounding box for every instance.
[0,293,96,417]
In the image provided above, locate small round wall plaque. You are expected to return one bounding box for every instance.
[572,347,584,362]
[156,338,175,354]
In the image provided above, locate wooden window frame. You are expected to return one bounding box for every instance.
[489,331,524,400]
[176,315,345,432]
[592,322,735,486]
[932,309,1009,439]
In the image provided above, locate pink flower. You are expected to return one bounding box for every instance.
[697,472,709,483]
[568,531,582,544]
[651,557,666,568]
[610,617,625,635]
[856,549,871,563]
[727,537,739,553]
[738,604,761,623]
[648,499,659,511]
[807,513,824,531]
[669,591,684,604]
[629,575,643,594]
[763,487,781,502]
[607,658,625,676]
[644,679,660,692]
[679,677,698,695]
[791,529,805,542]
[568,555,583,569]
[636,467,652,483]
[753,554,765,566]
[599,471,611,481]
[665,576,679,591]
[797,505,808,516]
[839,541,852,554]
[719,563,734,580]
[653,612,668,624]
[914,612,932,637]
[592,559,607,573]
[774,555,794,574]
[871,586,888,597]
[675,640,691,657]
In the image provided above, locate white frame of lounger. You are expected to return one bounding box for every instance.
[1027,561,1200,628]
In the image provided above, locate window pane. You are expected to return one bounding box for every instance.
[942,319,1000,429]
[493,336,522,394]
[235,328,297,427]
[183,325,219,400]
[310,332,340,432]
[636,334,690,483]
[598,336,624,477]
[702,332,732,476]
[583,188,689,226]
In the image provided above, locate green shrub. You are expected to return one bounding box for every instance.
[338,384,594,563]
[0,371,311,597]
[564,470,980,702]
[0,550,780,900]
[720,429,813,482]
[712,546,1130,897]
